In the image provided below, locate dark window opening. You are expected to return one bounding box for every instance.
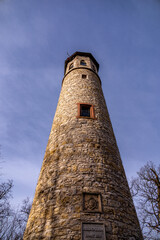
[82,74,87,79]
[80,60,87,66]
[80,105,91,117]
[69,63,74,70]
[92,65,96,72]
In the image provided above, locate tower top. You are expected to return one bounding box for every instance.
[64,51,99,73]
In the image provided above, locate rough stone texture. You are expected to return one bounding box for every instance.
[24,53,143,240]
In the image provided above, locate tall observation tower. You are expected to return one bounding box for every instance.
[24,52,143,240]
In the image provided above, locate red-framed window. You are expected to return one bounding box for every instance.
[77,103,96,119]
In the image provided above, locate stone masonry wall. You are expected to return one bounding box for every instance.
[24,54,143,240]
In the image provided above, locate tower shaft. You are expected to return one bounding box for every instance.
[24,52,143,240]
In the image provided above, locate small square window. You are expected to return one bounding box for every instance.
[82,74,87,79]
[77,103,96,119]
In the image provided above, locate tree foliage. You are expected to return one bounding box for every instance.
[130,161,160,239]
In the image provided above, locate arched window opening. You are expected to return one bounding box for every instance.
[92,65,96,72]
[80,60,87,66]
[69,63,74,70]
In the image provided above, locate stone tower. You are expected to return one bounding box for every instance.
[24,52,143,240]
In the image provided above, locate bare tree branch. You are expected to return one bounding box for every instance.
[130,161,160,239]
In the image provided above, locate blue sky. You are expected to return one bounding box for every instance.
[0,0,160,206]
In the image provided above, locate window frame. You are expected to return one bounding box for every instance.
[76,103,96,119]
